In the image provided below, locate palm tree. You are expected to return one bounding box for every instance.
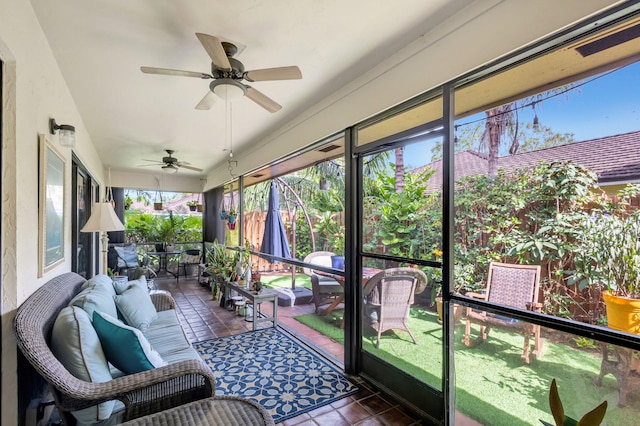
[479,103,519,178]
[394,147,405,193]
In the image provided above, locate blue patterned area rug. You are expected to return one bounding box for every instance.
[193,328,361,423]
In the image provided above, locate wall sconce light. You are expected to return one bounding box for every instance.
[49,118,76,148]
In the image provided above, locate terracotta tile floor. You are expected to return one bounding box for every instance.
[153,275,431,425]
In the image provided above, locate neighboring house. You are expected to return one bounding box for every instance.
[418,130,640,194]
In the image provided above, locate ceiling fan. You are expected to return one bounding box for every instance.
[141,150,203,173]
[140,33,302,113]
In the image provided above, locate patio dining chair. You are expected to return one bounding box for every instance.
[363,267,427,348]
[303,251,344,314]
[178,249,202,280]
[462,262,542,364]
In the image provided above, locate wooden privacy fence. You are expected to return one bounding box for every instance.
[244,211,293,273]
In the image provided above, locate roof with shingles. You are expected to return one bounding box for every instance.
[418,130,640,190]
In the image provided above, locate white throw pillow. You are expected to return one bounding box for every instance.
[51,306,115,423]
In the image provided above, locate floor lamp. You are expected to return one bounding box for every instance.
[81,202,125,275]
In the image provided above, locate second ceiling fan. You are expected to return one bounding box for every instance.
[141,33,302,113]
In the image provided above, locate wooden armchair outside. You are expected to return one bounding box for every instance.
[462,262,542,364]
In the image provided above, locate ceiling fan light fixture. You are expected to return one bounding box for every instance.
[210,78,246,100]
[162,164,178,173]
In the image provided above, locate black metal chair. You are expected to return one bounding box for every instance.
[178,249,202,280]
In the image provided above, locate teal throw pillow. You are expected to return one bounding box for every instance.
[51,307,115,423]
[113,282,157,332]
[92,311,167,374]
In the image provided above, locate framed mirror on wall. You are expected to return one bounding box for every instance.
[38,133,65,276]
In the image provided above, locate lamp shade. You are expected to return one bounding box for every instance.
[81,202,125,233]
[58,127,76,147]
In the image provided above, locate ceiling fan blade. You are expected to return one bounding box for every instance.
[244,66,302,82]
[179,164,204,172]
[195,91,216,110]
[195,33,231,70]
[140,66,211,79]
[245,86,282,113]
[141,159,164,164]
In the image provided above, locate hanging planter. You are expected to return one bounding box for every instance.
[154,177,163,211]
[197,204,204,212]
[228,222,236,230]
[219,210,228,220]
[227,213,237,224]
[319,178,330,191]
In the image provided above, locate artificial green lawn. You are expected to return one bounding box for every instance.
[294,306,637,425]
[260,274,311,290]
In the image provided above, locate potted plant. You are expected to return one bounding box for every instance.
[156,211,181,252]
[576,209,640,334]
[227,208,237,224]
[319,178,330,190]
[186,200,198,211]
[434,262,472,324]
[205,242,239,304]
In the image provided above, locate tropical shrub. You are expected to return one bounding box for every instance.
[124,210,202,244]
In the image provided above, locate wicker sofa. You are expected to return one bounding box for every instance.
[14,272,216,425]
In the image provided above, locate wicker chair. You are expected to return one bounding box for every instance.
[303,251,344,314]
[462,262,543,364]
[363,267,427,348]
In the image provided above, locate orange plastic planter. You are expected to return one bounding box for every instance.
[603,292,640,334]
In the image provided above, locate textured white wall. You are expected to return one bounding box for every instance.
[0,0,104,423]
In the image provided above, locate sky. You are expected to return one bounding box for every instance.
[401,60,640,168]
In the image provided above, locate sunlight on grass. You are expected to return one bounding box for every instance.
[295,306,638,425]
[260,274,311,290]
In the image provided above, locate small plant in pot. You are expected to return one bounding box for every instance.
[227,208,237,224]
[186,200,198,211]
[434,262,476,324]
[204,242,239,303]
[574,205,640,334]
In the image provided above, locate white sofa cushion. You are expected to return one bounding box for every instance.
[70,281,118,319]
[113,282,158,333]
[51,306,115,423]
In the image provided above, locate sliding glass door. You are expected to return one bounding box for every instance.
[352,95,445,421]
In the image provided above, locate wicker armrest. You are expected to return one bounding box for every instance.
[150,290,176,311]
[56,359,216,422]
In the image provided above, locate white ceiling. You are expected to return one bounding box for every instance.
[30,0,475,179]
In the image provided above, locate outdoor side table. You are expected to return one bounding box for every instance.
[147,251,181,279]
[120,396,275,426]
[227,282,278,330]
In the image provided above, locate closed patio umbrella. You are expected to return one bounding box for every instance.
[261,181,292,262]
